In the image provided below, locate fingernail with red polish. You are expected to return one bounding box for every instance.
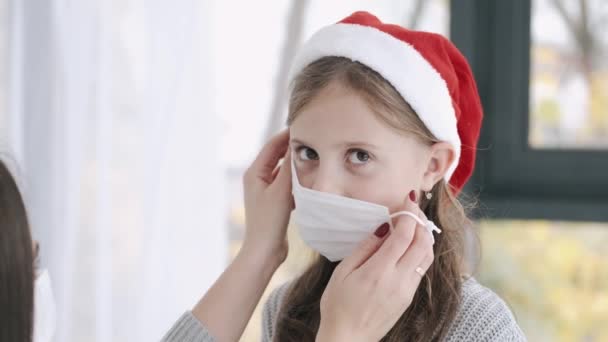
[374,222,390,238]
[409,190,417,203]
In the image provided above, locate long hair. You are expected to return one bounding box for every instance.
[0,159,34,342]
[275,57,472,341]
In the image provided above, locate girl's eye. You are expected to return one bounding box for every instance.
[348,149,370,165]
[298,147,319,161]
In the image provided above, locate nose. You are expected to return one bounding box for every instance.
[310,163,343,195]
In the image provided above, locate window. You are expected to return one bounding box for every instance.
[529,0,608,149]
[454,0,608,222]
[478,221,608,341]
[453,1,608,340]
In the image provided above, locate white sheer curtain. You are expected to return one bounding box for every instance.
[8,0,226,341]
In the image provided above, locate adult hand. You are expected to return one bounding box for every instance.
[317,191,434,342]
[186,130,293,342]
[242,129,293,264]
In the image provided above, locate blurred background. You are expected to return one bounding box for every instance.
[0,0,606,341]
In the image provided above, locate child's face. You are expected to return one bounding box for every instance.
[290,81,433,213]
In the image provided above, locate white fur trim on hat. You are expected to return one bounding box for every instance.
[288,23,461,181]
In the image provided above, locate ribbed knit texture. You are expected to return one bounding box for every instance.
[162,278,526,341]
[161,312,215,342]
[444,278,526,341]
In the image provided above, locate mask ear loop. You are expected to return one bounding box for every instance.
[389,211,442,244]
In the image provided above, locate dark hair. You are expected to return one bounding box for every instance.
[275,57,471,341]
[0,159,34,342]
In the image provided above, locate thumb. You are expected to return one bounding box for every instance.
[337,222,390,276]
[272,147,292,192]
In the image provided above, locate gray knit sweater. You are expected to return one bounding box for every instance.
[162,278,526,341]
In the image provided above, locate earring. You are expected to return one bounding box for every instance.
[425,191,433,200]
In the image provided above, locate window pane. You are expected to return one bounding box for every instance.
[478,221,608,341]
[529,0,608,149]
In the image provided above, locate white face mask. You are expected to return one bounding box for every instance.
[33,269,57,342]
[291,160,441,262]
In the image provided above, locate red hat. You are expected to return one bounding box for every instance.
[288,11,483,194]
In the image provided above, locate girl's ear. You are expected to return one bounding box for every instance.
[420,142,456,191]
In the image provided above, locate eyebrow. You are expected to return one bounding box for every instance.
[290,138,379,150]
[290,138,308,146]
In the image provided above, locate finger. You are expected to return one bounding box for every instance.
[410,198,442,244]
[337,222,391,277]
[365,223,416,271]
[406,190,427,221]
[271,165,280,182]
[397,222,434,274]
[412,200,427,221]
[391,190,425,226]
[363,191,420,270]
[247,130,289,185]
[393,191,439,244]
[418,249,435,275]
[271,147,292,190]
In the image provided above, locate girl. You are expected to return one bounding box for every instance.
[261,11,525,342]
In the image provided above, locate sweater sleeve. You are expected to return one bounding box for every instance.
[161,311,216,342]
[467,294,526,342]
[261,282,292,342]
[445,279,527,342]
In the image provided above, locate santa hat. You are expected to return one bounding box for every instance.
[288,11,483,194]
